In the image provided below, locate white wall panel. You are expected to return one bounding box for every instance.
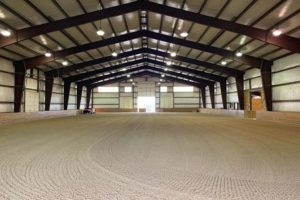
[120,96,133,109]
[273,84,300,100]
[160,93,173,108]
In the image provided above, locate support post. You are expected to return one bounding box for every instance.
[261,62,272,111]
[209,84,215,109]
[63,81,71,110]
[220,80,227,109]
[86,87,92,108]
[235,74,244,110]
[14,61,26,112]
[200,87,206,108]
[77,84,83,109]
[45,74,54,111]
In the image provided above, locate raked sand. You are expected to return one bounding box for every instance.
[0,113,299,200]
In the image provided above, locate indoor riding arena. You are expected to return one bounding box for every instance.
[0,0,299,200]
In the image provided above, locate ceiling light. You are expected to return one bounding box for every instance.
[180,32,188,37]
[157,82,161,85]
[130,79,133,82]
[272,29,282,37]
[132,82,135,85]
[0,29,11,37]
[96,29,105,36]
[44,52,52,57]
[166,61,172,66]
[127,74,130,77]
[122,68,127,71]
[235,51,243,57]
[112,52,118,57]
[164,68,168,71]
[170,52,176,57]
[161,74,165,77]
[62,61,68,66]
[160,79,163,82]
[221,61,227,66]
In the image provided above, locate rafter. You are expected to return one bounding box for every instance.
[0,1,142,48]
[64,58,226,83]
[23,30,270,69]
[46,48,243,77]
[143,1,300,53]
[87,70,202,89]
[77,65,213,87]
[1,1,299,53]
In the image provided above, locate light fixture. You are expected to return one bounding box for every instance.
[180,32,188,37]
[130,79,133,82]
[112,52,118,57]
[122,68,127,71]
[170,52,176,57]
[161,74,165,77]
[96,29,105,36]
[157,82,161,85]
[44,52,52,57]
[221,61,227,66]
[160,79,163,82]
[166,61,172,66]
[272,29,282,37]
[235,51,243,57]
[62,61,68,66]
[132,82,135,85]
[164,68,168,71]
[0,29,11,37]
[127,74,130,77]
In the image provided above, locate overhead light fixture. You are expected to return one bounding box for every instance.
[44,52,52,57]
[157,82,161,85]
[166,61,172,66]
[0,29,11,37]
[272,29,282,37]
[96,29,105,36]
[164,68,168,71]
[127,74,130,77]
[62,61,68,66]
[112,52,118,57]
[130,79,133,82]
[161,74,165,77]
[122,68,127,71]
[132,82,135,85]
[160,79,163,82]
[221,61,227,66]
[180,32,188,37]
[170,52,176,57]
[235,51,243,57]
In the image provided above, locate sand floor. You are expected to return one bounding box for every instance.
[0,113,299,200]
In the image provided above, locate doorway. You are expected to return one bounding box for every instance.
[250,91,263,111]
[137,96,156,112]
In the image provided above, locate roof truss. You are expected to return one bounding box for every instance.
[1,1,299,53]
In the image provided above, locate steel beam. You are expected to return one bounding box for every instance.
[45,74,54,111]
[0,1,142,48]
[236,75,245,110]
[144,1,300,53]
[200,87,206,108]
[13,61,26,112]
[76,85,83,110]
[50,48,243,77]
[22,30,269,69]
[86,87,92,108]
[209,84,215,109]
[220,80,227,109]
[261,63,272,111]
[63,81,71,110]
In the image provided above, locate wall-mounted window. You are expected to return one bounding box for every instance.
[98,87,119,93]
[124,86,132,93]
[160,86,167,92]
[173,86,193,92]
